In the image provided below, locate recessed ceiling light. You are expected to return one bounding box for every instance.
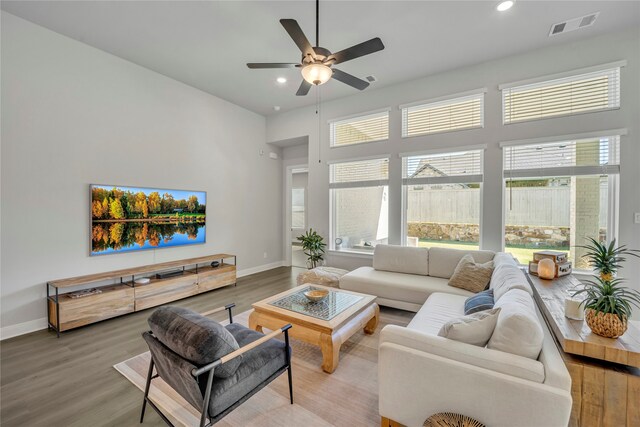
[497,1,514,12]
[276,77,287,84]
[273,106,281,111]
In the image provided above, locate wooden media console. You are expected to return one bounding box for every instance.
[47,254,236,336]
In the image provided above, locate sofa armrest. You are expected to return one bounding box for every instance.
[380,325,545,383]
[379,341,572,427]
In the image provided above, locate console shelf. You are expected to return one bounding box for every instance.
[47,253,236,336]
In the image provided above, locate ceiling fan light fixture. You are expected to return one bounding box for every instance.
[301,63,332,86]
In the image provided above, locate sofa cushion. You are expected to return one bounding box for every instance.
[407,292,468,335]
[341,267,472,307]
[428,247,495,279]
[464,289,495,315]
[148,306,241,378]
[488,289,544,360]
[493,252,519,268]
[447,254,494,293]
[373,244,429,276]
[438,307,501,347]
[490,264,533,301]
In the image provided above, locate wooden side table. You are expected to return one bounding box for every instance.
[527,273,640,427]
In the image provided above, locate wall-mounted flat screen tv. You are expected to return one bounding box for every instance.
[91,184,206,256]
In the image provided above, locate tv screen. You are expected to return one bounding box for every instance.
[90,184,206,256]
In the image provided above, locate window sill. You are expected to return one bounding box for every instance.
[328,249,374,259]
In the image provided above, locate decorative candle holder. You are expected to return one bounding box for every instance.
[538,258,556,280]
[565,297,585,320]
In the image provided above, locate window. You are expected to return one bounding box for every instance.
[501,65,621,124]
[403,149,484,251]
[330,158,389,252]
[291,188,305,229]
[401,91,484,137]
[503,135,620,267]
[329,110,389,147]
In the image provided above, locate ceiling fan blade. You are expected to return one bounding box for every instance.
[280,19,315,59]
[296,80,312,96]
[332,68,370,91]
[247,63,299,69]
[329,37,384,65]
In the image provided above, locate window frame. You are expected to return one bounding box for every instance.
[500,61,625,125]
[499,132,623,268]
[328,108,390,148]
[400,88,486,138]
[329,156,390,254]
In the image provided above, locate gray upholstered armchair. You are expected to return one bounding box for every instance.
[140,303,293,427]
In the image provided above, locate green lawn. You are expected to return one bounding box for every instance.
[417,239,569,265]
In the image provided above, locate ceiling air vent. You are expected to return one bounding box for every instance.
[366,75,377,83]
[549,12,599,36]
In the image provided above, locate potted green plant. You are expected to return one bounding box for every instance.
[579,237,640,281]
[572,277,640,338]
[572,238,640,338]
[297,228,327,269]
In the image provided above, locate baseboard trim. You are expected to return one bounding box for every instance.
[237,260,284,278]
[1,317,48,341]
[1,260,286,340]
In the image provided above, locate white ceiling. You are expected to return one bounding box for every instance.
[2,1,639,116]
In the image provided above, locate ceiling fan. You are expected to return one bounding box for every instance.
[247,0,385,96]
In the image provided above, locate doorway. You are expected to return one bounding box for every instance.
[286,165,308,268]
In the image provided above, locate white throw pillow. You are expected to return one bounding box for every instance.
[490,264,533,301]
[488,289,544,359]
[437,308,501,347]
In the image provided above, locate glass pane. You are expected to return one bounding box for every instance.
[332,186,389,252]
[330,112,389,147]
[291,188,305,229]
[504,176,608,267]
[503,68,619,123]
[404,94,483,137]
[269,286,363,321]
[406,183,480,251]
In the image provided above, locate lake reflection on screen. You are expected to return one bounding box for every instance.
[91,222,205,255]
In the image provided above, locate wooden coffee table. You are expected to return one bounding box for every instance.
[249,284,379,373]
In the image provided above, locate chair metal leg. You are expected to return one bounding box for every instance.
[200,369,215,427]
[140,358,155,423]
[284,329,293,404]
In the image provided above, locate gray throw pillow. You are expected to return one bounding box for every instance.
[448,254,494,293]
[438,308,501,347]
[148,306,241,378]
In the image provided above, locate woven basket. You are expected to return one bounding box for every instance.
[585,308,627,338]
[424,412,485,427]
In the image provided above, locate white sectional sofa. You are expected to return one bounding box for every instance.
[340,244,495,311]
[340,245,572,427]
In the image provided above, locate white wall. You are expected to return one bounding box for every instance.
[0,12,283,337]
[267,28,640,285]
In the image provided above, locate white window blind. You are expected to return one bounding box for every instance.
[329,111,389,147]
[402,93,484,137]
[403,150,484,185]
[330,158,389,189]
[502,67,620,124]
[503,136,620,178]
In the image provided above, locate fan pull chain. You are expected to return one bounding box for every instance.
[316,86,322,163]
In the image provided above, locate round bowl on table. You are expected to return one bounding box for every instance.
[304,289,329,303]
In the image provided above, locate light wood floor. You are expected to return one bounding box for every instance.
[0,266,308,427]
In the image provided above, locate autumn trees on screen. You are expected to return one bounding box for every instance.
[91,187,206,220]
